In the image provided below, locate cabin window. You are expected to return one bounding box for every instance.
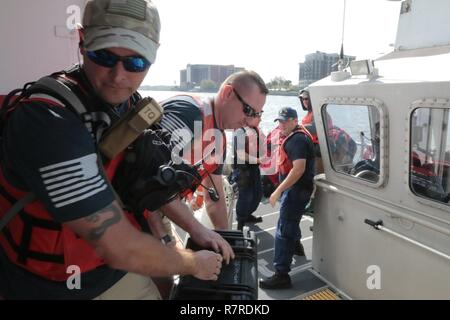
[410,108,450,204]
[323,104,380,183]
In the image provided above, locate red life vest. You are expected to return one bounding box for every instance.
[301,111,335,146]
[176,96,226,198]
[327,126,357,158]
[277,125,314,176]
[301,111,319,145]
[259,125,284,180]
[301,111,314,126]
[0,69,142,281]
[186,185,205,209]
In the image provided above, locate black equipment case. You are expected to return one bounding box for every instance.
[170,229,258,300]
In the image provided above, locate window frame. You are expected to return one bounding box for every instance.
[320,97,388,188]
[408,99,450,210]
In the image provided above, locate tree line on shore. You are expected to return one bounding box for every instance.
[140,76,301,95]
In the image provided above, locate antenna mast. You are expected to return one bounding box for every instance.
[338,0,346,71]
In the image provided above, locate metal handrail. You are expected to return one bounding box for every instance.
[365,219,450,261]
[315,179,450,237]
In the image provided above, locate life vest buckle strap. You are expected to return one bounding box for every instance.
[2,227,64,265]
[0,193,36,232]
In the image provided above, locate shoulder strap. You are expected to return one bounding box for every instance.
[255,127,260,159]
[32,76,88,115]
[0,193,35,231]
[31,76,112,143]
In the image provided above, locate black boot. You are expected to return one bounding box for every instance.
[237,220,244,231]
[245,214,263,224]
[294,241,305,256]
[259,273,292,289]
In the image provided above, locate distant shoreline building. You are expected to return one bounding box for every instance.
[298,51,355,88]
[180,64,244,90]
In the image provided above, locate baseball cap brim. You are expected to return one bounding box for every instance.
[274,116,289,122]
[84,26,159,64]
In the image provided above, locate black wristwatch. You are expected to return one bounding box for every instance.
[160,234,172,245]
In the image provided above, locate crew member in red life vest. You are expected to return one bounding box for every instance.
[0,0,228,300]
[299,88,329,174]
[259,107,315,290]
[155,71,268,230]
[260,125,285,198]
[327,125,357,172]
[299,89,334,216]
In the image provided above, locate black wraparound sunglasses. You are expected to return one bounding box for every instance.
[232,88,263,118]
[86,49,151,72]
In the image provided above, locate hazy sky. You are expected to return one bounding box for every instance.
[144,0,401,86]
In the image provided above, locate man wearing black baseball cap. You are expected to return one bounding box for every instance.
[259,107,315,289]
[274,106,298,122]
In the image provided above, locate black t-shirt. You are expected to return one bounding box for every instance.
[232,127,260,169]
[2,102,115,221]
[157,96,225,175]
[0,75,127,299]
[280,131,315,189]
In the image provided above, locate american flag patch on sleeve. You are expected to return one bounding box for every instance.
[39,153,108,208]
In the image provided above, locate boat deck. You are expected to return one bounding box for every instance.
[239,201,329,300]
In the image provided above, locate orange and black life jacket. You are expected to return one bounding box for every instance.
[170,96,226,198]
[0,67,143,281]
[277,125,314,176]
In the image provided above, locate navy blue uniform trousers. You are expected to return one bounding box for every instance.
[274,185,312,274]
[235,165,262,223]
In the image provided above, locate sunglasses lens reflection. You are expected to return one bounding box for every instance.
[86,49,150,72]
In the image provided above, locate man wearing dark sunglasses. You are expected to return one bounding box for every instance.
[156,71,268,232]
[299,89,313,130]
[0,0,229,300]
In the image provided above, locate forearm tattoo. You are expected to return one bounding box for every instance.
[85,202,122,241]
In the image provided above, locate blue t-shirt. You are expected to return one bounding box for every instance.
[280,131,315,189]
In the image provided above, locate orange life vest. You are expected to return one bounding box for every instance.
[185,185,205,208]
[277,125,314,176]
[0,69,142,281]
[175,96,226,198]
[301,111,314,126]
[301,111,319,144]
[327,126,357,158]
